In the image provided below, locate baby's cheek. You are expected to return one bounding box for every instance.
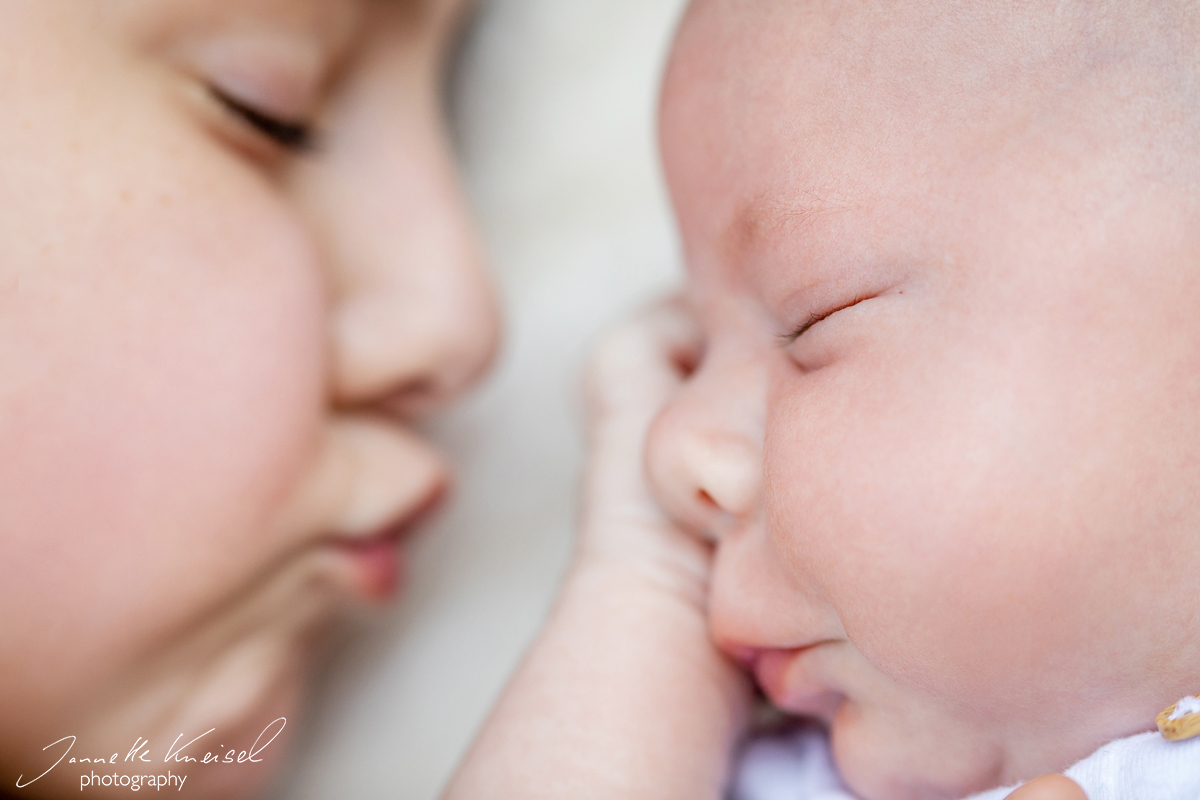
[802,472,1087,716]
[765,362,1092,716]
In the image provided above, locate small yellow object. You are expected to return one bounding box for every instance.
[1157,697,1200,741]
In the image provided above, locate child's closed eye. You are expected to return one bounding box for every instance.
[209,85,315,152]
[176,30,333,161]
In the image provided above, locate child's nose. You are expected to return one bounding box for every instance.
[645,353,764,537]
[297,116,501,418]
[329,221,501,416]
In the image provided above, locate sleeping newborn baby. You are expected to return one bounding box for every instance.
[446,1,1200,798]
[653,0,1200,796]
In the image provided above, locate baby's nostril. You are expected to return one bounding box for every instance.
[671,350,700,377]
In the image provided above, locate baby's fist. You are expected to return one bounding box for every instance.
[577,296,712,609]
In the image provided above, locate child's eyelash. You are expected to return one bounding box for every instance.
[780,295,869,345]
[210,87,315,152]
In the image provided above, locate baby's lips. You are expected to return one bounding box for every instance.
[723,644,763,671]
[753,646,842,720]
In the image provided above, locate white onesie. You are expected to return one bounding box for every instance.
[730,724,1200,800]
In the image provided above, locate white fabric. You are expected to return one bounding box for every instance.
[969,731,1200,800]
[731,725,1200,800]
[731,727,854,800]
[730,727,854,800]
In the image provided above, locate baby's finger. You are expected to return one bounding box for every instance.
[583,294,703,435]
[1003,775,1088,800]
[581,295,703,514]
[577,295,715,607]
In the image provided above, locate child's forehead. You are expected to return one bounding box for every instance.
[130,0,359,45]
[124,0,462,58]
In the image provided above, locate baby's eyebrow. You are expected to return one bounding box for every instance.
[723,191,848,263]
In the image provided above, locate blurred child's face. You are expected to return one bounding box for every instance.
[0,0,498,796]
[654,1,1200,798]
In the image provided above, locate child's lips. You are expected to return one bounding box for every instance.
[337,537,404,602]
[324,483,447,603]
[361,483,447,543]
[329,480,448,545]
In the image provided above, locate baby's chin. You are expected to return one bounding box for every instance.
[829,700,1008,800]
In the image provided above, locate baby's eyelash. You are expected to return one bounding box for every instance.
[780,295,869,345]
[780,313,824,345]
[210,87,315,152]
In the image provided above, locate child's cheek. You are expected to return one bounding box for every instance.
[0,118,328,710]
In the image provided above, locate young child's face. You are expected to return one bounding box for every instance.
[655,1,1200,797]
[0,1,497,796]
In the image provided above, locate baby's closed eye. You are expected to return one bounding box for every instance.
[780,294,874,345]
[777,289,905,372]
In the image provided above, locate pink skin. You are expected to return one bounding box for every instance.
[1004,775,1088,800]
[0,1,498,798]
[651,1,1200,798]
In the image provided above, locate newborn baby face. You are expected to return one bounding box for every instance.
[0,0,498,796]
[653,1,1200,797]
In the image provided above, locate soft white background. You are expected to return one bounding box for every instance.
[269,1,688,797]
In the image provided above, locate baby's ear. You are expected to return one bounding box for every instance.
[1003,774,1087,800]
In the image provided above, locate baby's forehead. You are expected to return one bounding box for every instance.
[668,0,1200,212]
[662,0,1200,314]
[687,1,1175,107]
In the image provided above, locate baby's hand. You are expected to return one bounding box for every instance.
[444,297,749,800]
[576,295,715,612]
[1004,775,1088,800]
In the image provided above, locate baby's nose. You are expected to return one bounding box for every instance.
[645,356,764,537]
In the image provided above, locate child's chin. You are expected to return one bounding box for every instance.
[171,705,300,800]
[153,657,307,799]
[61,653,310,800]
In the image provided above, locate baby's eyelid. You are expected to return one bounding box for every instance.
[780,294,870,345]
[780,313,822,346]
